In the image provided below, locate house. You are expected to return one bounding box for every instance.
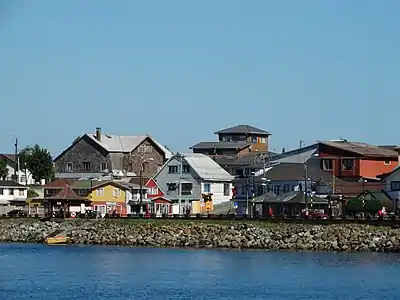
[88,181,129,216]
[234,160,336,198]
[0,181,28,215]
[153,153,235,213]
[252,191,329,218]
[53,127,172,179]
[270,140,399,180]
[190,125,271,156]
[43,185,91,217]
[129,177,164,199]
[0,154,35,185]
[43,179,75,197]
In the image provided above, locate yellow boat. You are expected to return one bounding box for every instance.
[45,235,70,245]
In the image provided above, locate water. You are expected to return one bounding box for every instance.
[0,244,399,300]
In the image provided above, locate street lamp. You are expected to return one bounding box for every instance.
[139,158,154,216]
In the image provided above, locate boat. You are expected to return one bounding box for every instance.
[45,235,70,245]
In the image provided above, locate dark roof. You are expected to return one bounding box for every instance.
[47,185,84,200]
[214,151,277,167]
[214,125,271,136]
[0,181,26,188]
[379,145,399,150]
[0,154,17,163]
[129,177,151,185]
[255,161,334,182]
[43,179,75,189]
[334,180,384,196]
[319,140,398,158]
[255,191,328,204]
[190,141,250,150]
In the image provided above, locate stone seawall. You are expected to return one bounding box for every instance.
[0,219,400,252]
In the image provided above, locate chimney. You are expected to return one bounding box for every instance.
[282,148,285,153]
[96,127,101,141]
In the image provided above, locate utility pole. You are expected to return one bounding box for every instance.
[14,137,18,183]
[304,161,308,216]
[178,153,183,216]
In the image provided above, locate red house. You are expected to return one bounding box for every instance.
[129,177,165,199]
[318,140,398,180]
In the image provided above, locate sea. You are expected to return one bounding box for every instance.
[0,243,399,299]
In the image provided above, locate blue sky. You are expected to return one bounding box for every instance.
[1,0,399,156]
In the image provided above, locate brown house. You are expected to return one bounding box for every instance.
[53,127,172,179]
[190,125,271,157]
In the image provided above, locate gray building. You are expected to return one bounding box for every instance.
[53,127,172,179]
[153,153,234,206]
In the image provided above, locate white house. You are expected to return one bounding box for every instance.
[153,153,235,209]
[0,154,35,185]
[0,180,28,215]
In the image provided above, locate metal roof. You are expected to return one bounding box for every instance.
[86,133,172,158]
[180,153,234,182]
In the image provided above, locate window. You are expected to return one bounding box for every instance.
[9,189,14,195]
[18,189,24,196]
[260,137,267,144]
[391,181,400,191]
[167,183,177,191]
[101,162,107,171]
[244,168,256,176]
[182,165,190,174]
[223,183,230,196]
[66,162,73,172]
[113,188,121,197]
[251,136,258,143]
[0,188,3,195]
[138,144,152,153]
[342,159,354,171]
[168,166,179,174]
[150,187,158,195]
[222,135,232,142]
[20,175,27,183]
[96,188,104,196]
[82,162,91,171]
[203,183,211,193]
[321,159,333,171]
[283,184,291,193]
[181,183,192,195]
[384,160,391,166]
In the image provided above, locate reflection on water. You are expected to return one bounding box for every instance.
[0,244,400,299]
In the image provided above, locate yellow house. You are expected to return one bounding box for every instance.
[89,181,129,216]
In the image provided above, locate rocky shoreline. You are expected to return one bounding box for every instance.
[0,219,400,252]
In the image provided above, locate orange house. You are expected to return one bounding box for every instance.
[318,140,398,180]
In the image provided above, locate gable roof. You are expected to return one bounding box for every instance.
[318,140,398,158]
[214,125,271,135]
[90,180,140,191]
[190,141,251,150]
[48,185,84,200]
[155,153,234,182]
[54,133,172,162]
[378,166,400,181]
[182,153,234,181]
[86,133,172,157]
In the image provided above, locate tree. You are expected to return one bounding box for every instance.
[21,145,54,183]
[0,159,8,180]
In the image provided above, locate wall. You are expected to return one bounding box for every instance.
[54,135,109,174]
[146,179,165,199]
[0,187,28,201]
[218,133,269,152]
[201,182,232,205]
[90,184,126,204]
[122,138,165,177]
[154,157,202,201]
[360,159,397,178]
[4,165,35,185]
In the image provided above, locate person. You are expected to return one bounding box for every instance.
[268,206,274,218]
